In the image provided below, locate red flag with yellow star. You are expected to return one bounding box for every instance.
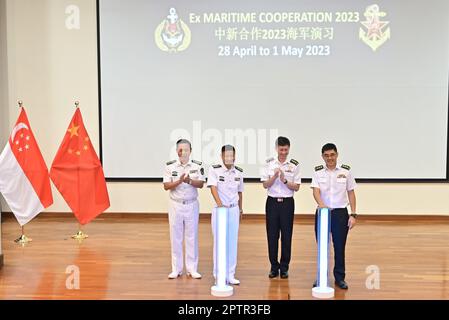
[50,108,110,225]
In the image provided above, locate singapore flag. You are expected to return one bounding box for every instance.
[0,107,53,225]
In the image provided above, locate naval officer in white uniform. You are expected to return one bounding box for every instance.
[261,136,301,279]
[311,143,357,290]
[207,145,244,285]
[163,139,205,279]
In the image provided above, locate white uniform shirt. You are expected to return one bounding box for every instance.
[310,164,357,209]
[260,157,301,198]
[207,163,244,207]
[163,159,205,201]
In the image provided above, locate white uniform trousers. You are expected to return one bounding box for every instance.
[212,206,240,280]
[168,199,200,274]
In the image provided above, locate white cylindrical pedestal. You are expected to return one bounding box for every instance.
[312,208,334,299]
[211,207,233,297]
[312,286,335,299]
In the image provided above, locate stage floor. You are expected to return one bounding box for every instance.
[0,214,448,300]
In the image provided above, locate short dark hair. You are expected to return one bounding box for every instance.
[176,139,192,150]
[221,144,235,154]
[275,136,290,147]
[322,143,338,154]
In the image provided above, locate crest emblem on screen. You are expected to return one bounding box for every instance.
[359,4,390,51]
[155,8,191,52]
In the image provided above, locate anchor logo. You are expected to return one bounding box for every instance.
[359,4,391,52]
[155,8,191,53]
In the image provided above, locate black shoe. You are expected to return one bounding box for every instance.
[312,280,318,288]
[335,280,348,290]
[280,271,289,279]
[268,270,279,278]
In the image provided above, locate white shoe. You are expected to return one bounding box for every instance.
[187,271,202,279]
[168,271,182,279]
[228,278,240,285]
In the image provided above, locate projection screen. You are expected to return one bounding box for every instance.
[98,0,449,179]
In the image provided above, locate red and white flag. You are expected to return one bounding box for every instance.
[0,108,53,225]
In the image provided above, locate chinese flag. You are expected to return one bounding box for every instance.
[50,108,110,225]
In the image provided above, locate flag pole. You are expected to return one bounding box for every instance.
[70,100,88,241]
[72,223,88,240]
[13,101,32,245]
[15,225,32,245]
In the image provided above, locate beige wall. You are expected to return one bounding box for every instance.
[1,0,449,215]
[0,0,8,149]
[0,0,7,255]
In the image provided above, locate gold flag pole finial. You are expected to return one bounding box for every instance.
[72,223,88,241]
[18,100,23,108]
[75,101,79,108]
[14,225,32,246]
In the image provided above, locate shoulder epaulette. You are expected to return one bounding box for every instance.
[166,160,176,166]
[235,166,243,172]
[191,160,202,166]
[315,165,324,171]
[290,159,299,166]
[341,164,351,170]
[266,157,274,163]
[212,164,222,169]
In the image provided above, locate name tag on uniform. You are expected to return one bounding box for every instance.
[219,176,225,182]
[337,174,347,183]
[172,171,178,177]
[319,177,327,182]
[189,170,198,174]
[234,177,241,181]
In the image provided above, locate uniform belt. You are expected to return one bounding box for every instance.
[216,203,238,208]
[268,196,293,203]
[170,198,197,205]
[316,208,348,213]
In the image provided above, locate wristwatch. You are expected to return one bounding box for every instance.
[350,213,358,219]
